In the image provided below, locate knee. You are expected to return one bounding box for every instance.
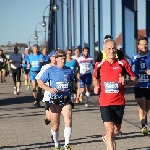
[52,124,59,132]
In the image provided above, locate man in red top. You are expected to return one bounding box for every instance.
[93,39,137,150]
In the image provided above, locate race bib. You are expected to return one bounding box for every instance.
[104,82,119,93]
[0,58,3,62]
[32,61,39,67]
[56,82,69,90]
[138,74,149,82]
[80,65,90,74]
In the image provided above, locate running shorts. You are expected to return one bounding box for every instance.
[134,87,150,100]
[100,105,125,124]
[80,73,92,88]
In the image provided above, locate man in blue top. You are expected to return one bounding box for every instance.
[38,50,74,150]
[27,44,44,107]
[41,47,50,64]
[130,36,150,135]
[22,48,30,90]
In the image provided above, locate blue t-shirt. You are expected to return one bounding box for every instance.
[22,54,29,68]
[42,54,50,64]
[130,52,150,88]
[65,58,76,73]
[40,66,74,102]
[27,54,44,71]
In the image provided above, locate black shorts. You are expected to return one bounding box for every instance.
[45,101,49,111]
[0,66,6,71]
[100,105,125,124]
[24,68,30,75]
[134,87,150,99]
[48,102,72,113]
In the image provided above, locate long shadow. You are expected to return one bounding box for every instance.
[0,142,52,150]
[0,96,35,106]
[128,147,150,150]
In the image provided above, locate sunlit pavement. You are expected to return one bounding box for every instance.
[0,77,150,150]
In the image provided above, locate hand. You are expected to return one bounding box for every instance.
[118,74,125,85]
[48,88,58,94]
[146,70,150,75]
[94,86,100,94]
[126,77,138,86]
[77,73,80,79]
[40,59,43,62]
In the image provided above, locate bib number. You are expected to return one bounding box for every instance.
[104,82,119,93]
[32,61,39,67]
[138,74,149,82]
[0,58,3,62]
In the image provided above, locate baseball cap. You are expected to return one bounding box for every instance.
[104,35,113,40]
[49,51,56,57]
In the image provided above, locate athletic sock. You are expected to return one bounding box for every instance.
[64,127,72,147]
[52,130,59,147]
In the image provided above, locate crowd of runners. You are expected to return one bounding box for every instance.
[0,35,150,150]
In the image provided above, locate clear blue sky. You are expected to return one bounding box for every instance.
[0,0,145,46]
[0,0,50,46]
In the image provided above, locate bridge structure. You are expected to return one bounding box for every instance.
[47,0,150,59]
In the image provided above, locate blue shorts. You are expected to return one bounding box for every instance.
[80,73,92,88]
[30,71,39,81]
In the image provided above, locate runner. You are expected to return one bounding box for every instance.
[27,44,44,107]
[71,48,81,103]
[65,49,80,103]
[9,47,22,95]
[36,50,56,125]
[77,47,95,107]
[130,36,150,135]
[41,47,50,65]
[0,49,7,83]
[38,50,74,150]
[93,39,137,150]
[22,48,30,90]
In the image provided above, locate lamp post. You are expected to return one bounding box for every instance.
[34,22,45,45]
[42,3,59,51]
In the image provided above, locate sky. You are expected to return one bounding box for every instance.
[0,0,146,47]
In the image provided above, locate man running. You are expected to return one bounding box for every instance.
[130,36,150,135]
[22,48,30,90]
[93,39,137,150]
[27,44,44,107]
[0,49,7,83]
[9,47,22,95]
[38,50,74,150]
[71,48,81,103]
[36,50,56,125]
[41,47,50,65]
[77,47,95,107]
[65,49,80,103]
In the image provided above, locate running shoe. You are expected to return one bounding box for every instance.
[16,92,20,95]
[35,101,40,108]
[27,85,30,90]
[64,144,71,150]
[142,127,148,135]
[45,118,51,125]
[1,80,3,83]
[102,134,106,143]
[85,103,89,107]
[54,145,61,150]
[117,130,122,137]
[3,79,6,82]
[79,95,84,101]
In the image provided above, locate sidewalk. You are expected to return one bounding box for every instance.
[0,77,150,150]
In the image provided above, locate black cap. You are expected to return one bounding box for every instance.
[104,35,113,40]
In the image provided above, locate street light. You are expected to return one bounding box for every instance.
[34,22,45,45]
[42,4,59,51]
